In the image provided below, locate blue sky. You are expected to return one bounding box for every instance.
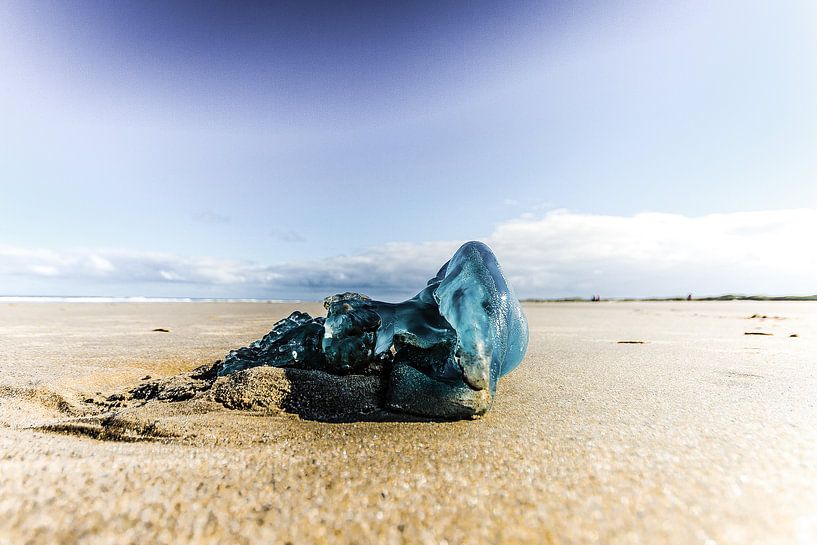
[1,1,816,299]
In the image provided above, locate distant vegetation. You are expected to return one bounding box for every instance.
[692,294,817,301]
[522,294,817,302]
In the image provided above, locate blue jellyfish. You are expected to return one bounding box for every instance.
[218,241,528,418]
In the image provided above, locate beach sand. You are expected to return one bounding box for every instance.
[1,301,816,544]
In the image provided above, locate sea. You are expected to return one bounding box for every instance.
[0,296,304,303]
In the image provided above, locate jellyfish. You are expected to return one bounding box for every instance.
[217,241,528,418]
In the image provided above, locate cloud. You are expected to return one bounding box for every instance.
[487,209,817,297]
[2,209,816,299]
[0,245,262,287]
[270,229,306,243]
[192,210,230,225]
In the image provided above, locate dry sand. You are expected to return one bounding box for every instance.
[1,301,816,544]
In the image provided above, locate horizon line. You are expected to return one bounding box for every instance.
[2,294,816,303]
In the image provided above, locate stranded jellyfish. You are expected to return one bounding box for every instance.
[217,241,528,418]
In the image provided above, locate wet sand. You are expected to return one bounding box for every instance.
[1,301,816,544]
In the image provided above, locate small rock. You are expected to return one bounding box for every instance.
[152,328,170,333]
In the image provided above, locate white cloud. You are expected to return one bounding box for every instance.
[88,254,115,272]
[487,208,817,297]
[2,209,816,299]
[192,210,230,225]
[30,265,60,277]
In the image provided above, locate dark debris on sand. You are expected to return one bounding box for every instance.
[114,360,399,423]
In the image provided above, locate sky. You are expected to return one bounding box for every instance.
[1,0,816,300]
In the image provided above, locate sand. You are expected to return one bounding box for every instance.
[1,301,816,544]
